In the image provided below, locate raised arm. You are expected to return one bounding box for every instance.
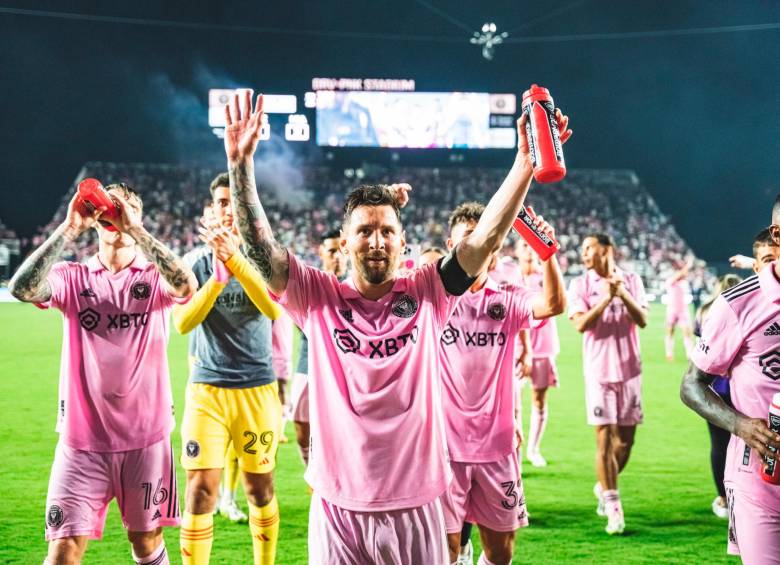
[224,91,289,295]
[680,362,780,461]
[457,110,571,277]
[527,209,566,319]
[615,279,647,328]
[111,193,197,298]
[9,192,102,303]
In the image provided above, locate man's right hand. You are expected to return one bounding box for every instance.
[63,191,105,240]
[224,91,264,163]
[734,415,780,463]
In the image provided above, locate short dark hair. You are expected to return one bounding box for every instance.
[584,232,614,247]
[105,182,143,212]
[421,246,446,256]
[209,172,230,196]
[448,202,485,231]
[753,227,778,255]
[320,228,341,242]
[342,185,401,226]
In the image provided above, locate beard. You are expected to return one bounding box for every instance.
[356,253,395,285]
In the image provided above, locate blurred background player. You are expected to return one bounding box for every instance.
[439,202,566,565]
[681,201,780,563]
[290,228,348,471]
[223,91,571,563]
[516,238,562,468]
[664,258,694,361]
[9,184,196,565]
[568,233,647,535]
[173,172,283,565]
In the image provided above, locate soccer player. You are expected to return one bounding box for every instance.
[568,233,647,535]
[272,311,293,443]
[516,239,562,467]
[440,203,566,565]
[9,184,197,565]
[681,230,780,562]
[729,228,780,272]
[222,91,571,563]
[173,172,283,565]
[664,258,694,361]
[290,228,348,469]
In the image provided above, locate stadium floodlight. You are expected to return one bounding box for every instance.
[471,22,508,60]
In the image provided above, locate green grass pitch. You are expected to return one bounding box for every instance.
[0,302,738,564]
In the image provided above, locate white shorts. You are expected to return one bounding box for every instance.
[308,493,448,564]
[291,372,309,423]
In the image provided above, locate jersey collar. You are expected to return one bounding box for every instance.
[87,253,149,273]
[339,273,409,300]
[760,261,780,303]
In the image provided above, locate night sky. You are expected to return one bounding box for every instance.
[1,1,779,261]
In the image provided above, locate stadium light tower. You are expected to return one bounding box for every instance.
[470,22,508,60]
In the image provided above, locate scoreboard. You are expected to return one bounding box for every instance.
[207,81,517,150]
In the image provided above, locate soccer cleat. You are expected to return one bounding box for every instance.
[528,450,548,467]
[712,496,728,519]
[219,498,248,523]
[456,539,473,565]
[594,483,606,517]
[605,511,625,535]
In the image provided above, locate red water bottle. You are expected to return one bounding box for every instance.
[521,84,566,183]
[761,393,780,485]
[512,206,559,261]
[76,178,118,220]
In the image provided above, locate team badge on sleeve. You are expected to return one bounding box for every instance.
[392,295,418,318]
[131,281,151,300]
[47,504,64,527]
[185,440,200,458]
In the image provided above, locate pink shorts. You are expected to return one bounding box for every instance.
[666,308,691,328]
[726,487,780,563]
[440,453,529,534]
[530,357,559,389]
[585,377,643,426]
[308,493,448,564]
[45,438,179,541]
[291,372,309,423]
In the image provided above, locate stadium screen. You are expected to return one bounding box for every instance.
[316,91,517,149]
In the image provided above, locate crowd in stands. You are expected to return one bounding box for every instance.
[17,161,708,295]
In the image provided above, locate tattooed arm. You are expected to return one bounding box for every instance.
[9,192,98,303]
[112,192,197,298]
[680,362,780,461]
[223,91,289,295]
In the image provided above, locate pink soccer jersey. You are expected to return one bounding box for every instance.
[523,271,560,357]
[273,253,459,511]
[691,265,780,511]
[37,255,180,452]
[439,277,541,462]
[567,268,647,383]
[666,277,690,313]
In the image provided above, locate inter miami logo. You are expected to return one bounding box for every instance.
[47,505,64,527]
[593,407,603,417]
[78,308,100,331]
[79,287,96,298]
[758,350,780,380]
[339,309,354,323]
[488,303,507,321]
[392,294,418,318]
[185,440,200,458]
[131,281,151,300]
[333,328,360,354]
[441,325,460,346]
